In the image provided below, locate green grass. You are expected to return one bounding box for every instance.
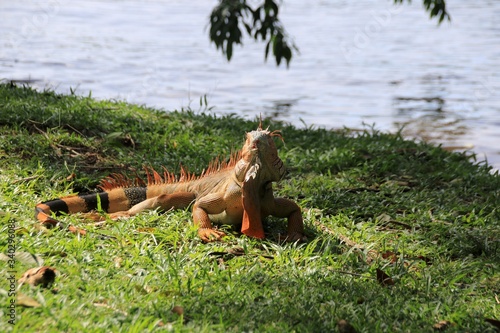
[0,82,499,332]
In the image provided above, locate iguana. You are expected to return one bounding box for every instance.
[35,125,305,242]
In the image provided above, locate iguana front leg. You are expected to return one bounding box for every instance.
[192,193,227,242]
[270,198,306,242]
[241,175,265,239]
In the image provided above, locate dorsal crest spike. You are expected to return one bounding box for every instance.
[97,171,145,191]
[270,129,284,143]
[98,150,244,190]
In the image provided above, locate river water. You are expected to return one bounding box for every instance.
[1,0,499,170]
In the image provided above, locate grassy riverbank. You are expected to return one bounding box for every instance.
[0,83,499,332]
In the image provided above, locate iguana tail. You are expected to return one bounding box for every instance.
[34,188,147,235]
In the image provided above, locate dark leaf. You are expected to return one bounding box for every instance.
[18,266,56,287]
[172,305,191,323]
[226,41,233,61]
[272,34,283,66]
[172,305,184,316]
[433,320,451,331]
[381,250,398,263]
[485,318,500,331]
[264,40,271,60]
[282,45,292,66]
[337,319,358,333]
[252,7,261,24]
[243,22,252,35]
[264,0,279,17]
[228,247,245,256]
[376,268,395,286]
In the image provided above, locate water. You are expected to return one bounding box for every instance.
[1,0,499,170]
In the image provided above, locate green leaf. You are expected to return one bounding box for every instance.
[106,132,123,140]
[243,22,252,35]
[264,40,271,61]
[282,46,292,67]
[226,41,233,61]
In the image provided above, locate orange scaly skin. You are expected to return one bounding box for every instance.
[35,126,305,242]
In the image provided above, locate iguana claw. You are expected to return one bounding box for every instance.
[198,228,226,243]
[284,232,307,243]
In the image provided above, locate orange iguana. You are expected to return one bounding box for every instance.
[35,125,305,242]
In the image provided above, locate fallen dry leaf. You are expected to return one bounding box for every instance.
[171,305,184,316]
[65,173,76,181]
[17,293,41,308]
[217,257,226,270]
[18,266,56,287]
[171,305,190,323]
[485,318,500,331]
[228,247,245,256]
[376,268,395,286]
[114,257,123,268]
[417,255,433,265]
[381,251,398,263]
[337,319,357,333]
[433,320,451,331]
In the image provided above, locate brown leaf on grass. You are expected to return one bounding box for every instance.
[417,255,433,265]
[228,247,245,256]
[172,305,191,323]
[17,293,41,308]
[381,251,398,263]
[485,318,500,331]
[433,320,452,331]
[156,320,171,328]
[12,175,40,184]
[217,258,226,270]
[114,257,123,268]
[209,247,246,257]
[376,268,395,286]
[18,266,56,287]
[171,305,184,316]
[337,319,357,333]
[65,173,76,181]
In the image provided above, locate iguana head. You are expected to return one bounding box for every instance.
[235,125,285,183]
[237,124,286,239]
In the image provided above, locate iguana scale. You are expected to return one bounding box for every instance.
[35,125,305,242]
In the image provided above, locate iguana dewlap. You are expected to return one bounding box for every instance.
[35,125,305,242]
